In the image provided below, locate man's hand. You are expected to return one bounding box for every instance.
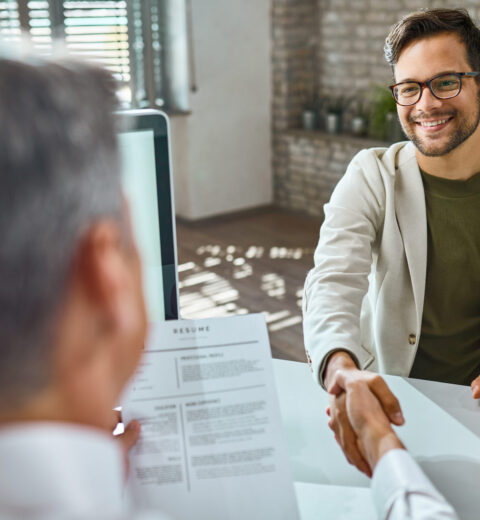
[324,351,404,476]
[471,375,480,399]
[331,369,405,472]
[326,390,372,476]
[110,410,141,477]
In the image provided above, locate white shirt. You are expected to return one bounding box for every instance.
[372,449,458,520]
[0,422,169,519]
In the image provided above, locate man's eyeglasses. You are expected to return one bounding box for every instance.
[389,72,480,106]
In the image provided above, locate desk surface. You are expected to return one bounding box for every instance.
[273,359,480,520]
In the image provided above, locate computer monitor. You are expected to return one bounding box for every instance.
[116,109,179,321]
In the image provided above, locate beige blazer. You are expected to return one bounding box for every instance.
[303,141,427,388]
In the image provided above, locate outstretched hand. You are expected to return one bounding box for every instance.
[326,390,372,476]
[326,367,404,476]
[471,375,480,399]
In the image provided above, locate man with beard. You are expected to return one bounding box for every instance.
[303,6,480,488]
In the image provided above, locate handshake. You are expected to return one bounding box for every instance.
[325,351,480,478]
[325,352,405,478]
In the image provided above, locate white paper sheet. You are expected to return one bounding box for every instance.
[121,314,299,520]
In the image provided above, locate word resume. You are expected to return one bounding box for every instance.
[121,314,299,520]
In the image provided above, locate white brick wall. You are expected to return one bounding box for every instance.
[318,0,480,98]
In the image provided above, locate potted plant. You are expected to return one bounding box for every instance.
[369,86,404,142]
[324,95,351,134]
[350,98,371,137]
[302,94,323,131]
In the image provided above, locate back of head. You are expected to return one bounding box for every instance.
[385,8,480,71]
[0,49,122,410]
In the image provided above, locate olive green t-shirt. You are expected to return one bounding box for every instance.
[409,169,480,385]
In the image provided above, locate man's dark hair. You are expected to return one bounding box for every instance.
[384,8,480,71]
[0,54,123,410]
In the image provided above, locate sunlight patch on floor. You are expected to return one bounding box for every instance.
[269,315,303,331]
[179,244,310,336]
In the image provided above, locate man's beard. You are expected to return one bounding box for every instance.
[401,99,480,157]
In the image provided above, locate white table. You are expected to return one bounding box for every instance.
[273,359,480,520]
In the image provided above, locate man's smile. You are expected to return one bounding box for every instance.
[419,118,450,127]
[410,114,455,134]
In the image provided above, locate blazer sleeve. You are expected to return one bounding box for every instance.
[303,148,387,389]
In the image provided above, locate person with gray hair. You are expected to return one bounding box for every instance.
[0,53,167,518]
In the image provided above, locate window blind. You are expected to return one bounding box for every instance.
[63,1,130,82]
[0,1,190,110]
[0,1,130,82]
[0,1,21,40]
[28,1,52,51]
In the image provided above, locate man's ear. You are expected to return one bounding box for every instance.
[74,219,130,331]
[49,218,145,427]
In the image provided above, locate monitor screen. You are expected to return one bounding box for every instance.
[117,111,178,321]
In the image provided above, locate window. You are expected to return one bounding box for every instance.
[0,1,21,40]
[63,1,130,82]
[0,0,191,111]
[0,1,129,80]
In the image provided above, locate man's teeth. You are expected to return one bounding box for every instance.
[419,119,448,127]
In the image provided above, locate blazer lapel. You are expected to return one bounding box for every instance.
[394,143,427,330]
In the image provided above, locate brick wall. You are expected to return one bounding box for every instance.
[271,0,319,132]
[318,0,480,97]
[272,0,480,218]
[275,131,385,217]
[272,0,321,216]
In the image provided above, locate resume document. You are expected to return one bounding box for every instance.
[121,314,299,519]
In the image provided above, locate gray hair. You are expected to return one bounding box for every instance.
[0,54,123,409]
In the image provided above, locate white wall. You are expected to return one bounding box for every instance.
[171,0,272,220]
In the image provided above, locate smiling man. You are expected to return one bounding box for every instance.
[303,8,480,482]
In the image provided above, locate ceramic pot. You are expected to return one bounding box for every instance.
[351,116,367,136]
[302,110,317,130]
[326,113,342,134]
